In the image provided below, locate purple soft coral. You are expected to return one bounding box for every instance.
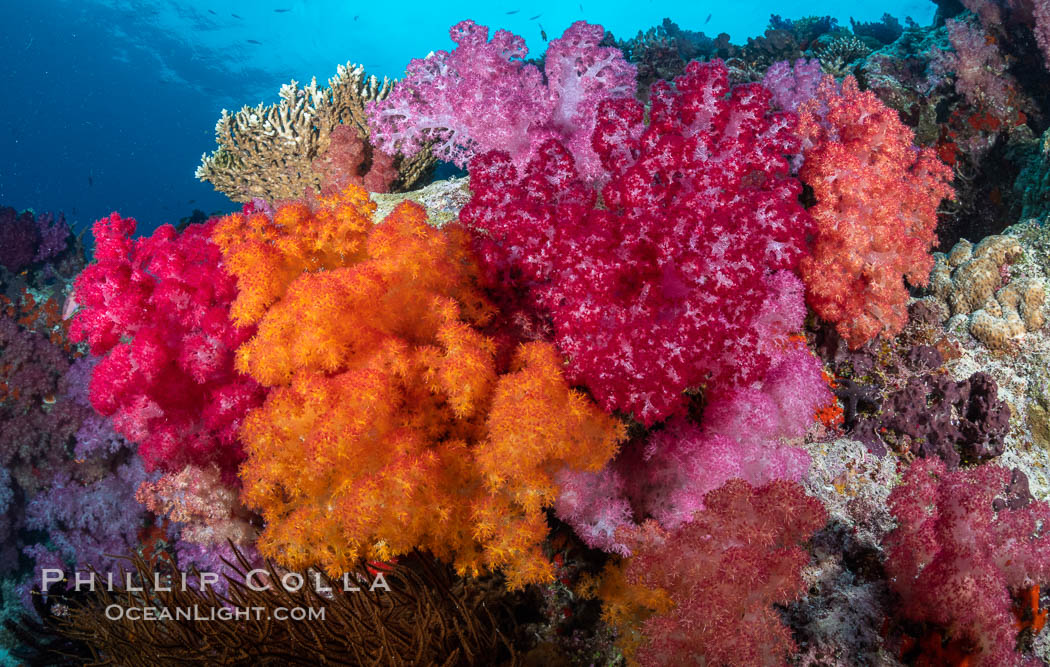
[33,212,71,264]
[367,20,636,182]
[762,58,823,114]
[0,207,41,273]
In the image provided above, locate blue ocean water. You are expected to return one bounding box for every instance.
[1,0,935,236]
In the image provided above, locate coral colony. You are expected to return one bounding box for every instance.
[9,3,1050,665]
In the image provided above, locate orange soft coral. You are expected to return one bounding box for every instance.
[214,186,624,588]
[798,75,954,349]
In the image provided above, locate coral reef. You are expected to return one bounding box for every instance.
[196,63,434,203]
[13,6,1050,664]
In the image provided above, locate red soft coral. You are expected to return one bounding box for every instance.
[69,214,264,480]
[798,75,954,349]
[618,479,826,666]
[885,459,1050,666]
[461,59,813,424]
[312,124,397,195]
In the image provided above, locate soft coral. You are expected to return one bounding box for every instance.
[69,214,264,479]
[367,20,635,183]
[462,59,814,424]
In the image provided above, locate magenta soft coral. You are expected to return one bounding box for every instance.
[885,459,1050,666]
[367,20,635,182]
[462,59,813,424]
[69,214,264,479]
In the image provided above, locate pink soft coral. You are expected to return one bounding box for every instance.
[886,459,1050,666]
[462,60,813,424]
[367,20,635,182]
[69,214,265,480]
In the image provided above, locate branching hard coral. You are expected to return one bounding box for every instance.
[613,480,827,666]
[462,59,813,424]
[886,459,1050,666]
[213,185,624,589]
[197,63,434,203]
[798,74,954,349]
[815,36,871,76]
[68,214,265,480]
[367,20,636,182]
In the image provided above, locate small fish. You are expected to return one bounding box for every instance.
[88,173,93,187]
[506,9,519,14]
[231,13,242,18]
[705,13,712,24]
[529,14,541,20]
[274,8,291,12]
[189,199,196,203]
[208,9,216,15]
[579,3,583,11]
[540,26,547,41]
[354,14,359,20]
[247,39,262,44]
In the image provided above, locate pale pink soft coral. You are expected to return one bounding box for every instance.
[1037,2,1050,69]
[136,463,256,548]
[960,0,1050,71]
[367,20,635,182]
[762,58,823,114]
[933,17,1021,123]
